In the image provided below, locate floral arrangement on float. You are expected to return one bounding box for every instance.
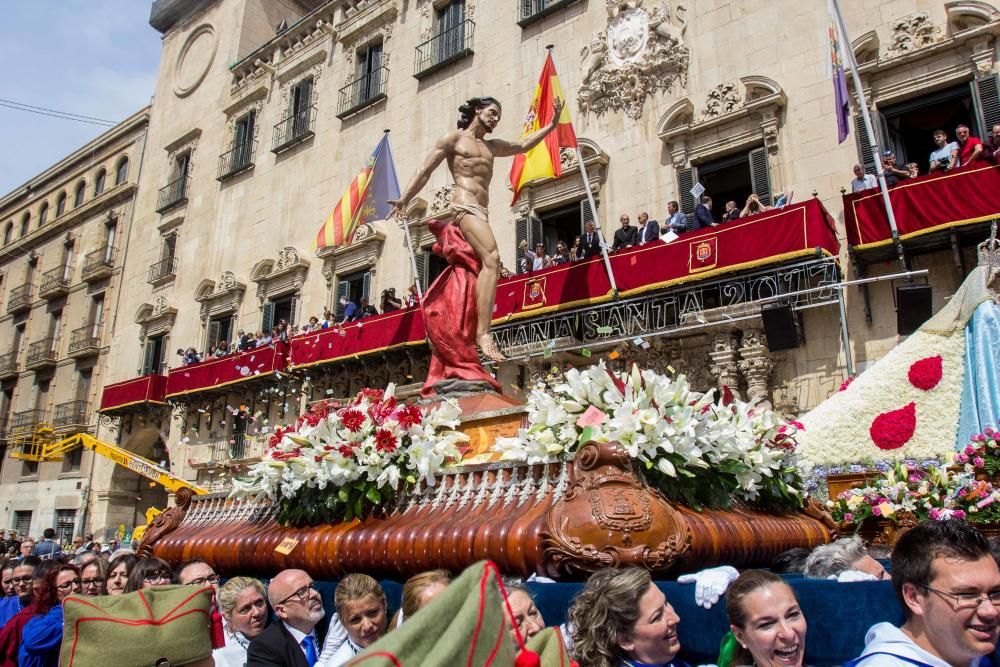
[493,362,806,510]
[829,429,1000,527]
[230,385,468,525]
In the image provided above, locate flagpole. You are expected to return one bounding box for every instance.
[386,128,425,303]
[830,0,906,272]
[547,45,619,299]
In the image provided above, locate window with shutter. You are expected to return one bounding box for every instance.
[336,279,350,318]
[207,320,221,349]
[748,147,772,206]
[288,297,298,326]
[973,74,1000,137]
[417,251,428,290]
[580,199,595,233]
[676,168,694,214]
[362,271,372,301]
[261,302,275,332]
[854,114,877,174]
[530,215,543,250]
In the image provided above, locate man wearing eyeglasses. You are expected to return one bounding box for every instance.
[175,559,221,593]
[247,569,325,667]
[850,520,1000,667]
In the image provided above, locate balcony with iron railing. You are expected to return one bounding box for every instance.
[39,267,70,299]
[337,68,388,119]
[7,284,32,314]
[68,324,101,358]
[25,338,58,370]
[217,140,257,181]
[155,175,190,214]
[517,0,578,25]
[11,409,46,433]
[414,19,475,79]
[0,352,18,379]
[147,256,178,285]
[53,400,90,430]
[81,246,114,282]
[189,434,266,469]
[0,416,8,442]
[272,106,317,153]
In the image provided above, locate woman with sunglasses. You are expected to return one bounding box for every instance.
[124,557,173,593]
[19,564,81,667]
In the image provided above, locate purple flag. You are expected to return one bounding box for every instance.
[833,65,850,143]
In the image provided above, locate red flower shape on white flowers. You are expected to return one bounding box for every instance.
[908,356,943,391]
[870,402,917,450]
[375,429,398,453]
[395,405,423,429]
[340,409,365,432]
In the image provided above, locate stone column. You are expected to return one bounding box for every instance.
[708,333,741,397]
[737,328,774,403]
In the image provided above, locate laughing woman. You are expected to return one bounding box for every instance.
[721,570,807,667]
[569,567,688,667]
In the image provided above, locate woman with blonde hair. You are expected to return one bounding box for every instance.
[389,569,450,629]
[319,573,389,666]
[569,567,687,667]
[213,577,268,667]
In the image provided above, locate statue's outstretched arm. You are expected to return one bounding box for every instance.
[489,98,565,157]
[390,133,454,216]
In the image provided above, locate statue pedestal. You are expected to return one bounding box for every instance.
[423,391,525,461]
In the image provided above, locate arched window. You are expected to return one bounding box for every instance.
[19,213,30,237]
[3,222,12,245]
[38,203,48,227]
[93,169,106,196]
[56,192,67,216]
[115,157,129,185]
[74,180,85,207]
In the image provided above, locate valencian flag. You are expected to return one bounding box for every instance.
[827,0,850,143]
[509,52,578,205]
[314,132,400,249]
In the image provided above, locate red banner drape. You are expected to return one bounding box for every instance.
[843,163,1000,249]
[165,342,290,398]
[99,374,168,413]
[291,309,426,370]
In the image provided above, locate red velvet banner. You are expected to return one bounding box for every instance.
[290,308,426,370]
[843,163,1000,249]
[165,342,290,398]
[99,374,168,413]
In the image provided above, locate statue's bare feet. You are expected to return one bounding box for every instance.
[477,334,506,362]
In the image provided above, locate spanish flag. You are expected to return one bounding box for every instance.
[509,52,577,205]
[314,133,400,249]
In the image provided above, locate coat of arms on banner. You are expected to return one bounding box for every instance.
[688,237,718,272]
[522,277,548,310]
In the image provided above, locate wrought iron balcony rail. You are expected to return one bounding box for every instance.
[11,409,46,431]
[26,338,58,367]
[156,175,190,213]
[0,352,18,377]
[217,140,257,181]
[273,106,316,153]
[414,19,475,79]
[53,400,90,428]
[517,0,577,25]
[82,246,114,280]
[337,68,388,118]
[69,324,101,354]
[7,284,32,312]
[39,267,70,296]
[148,257,178,284]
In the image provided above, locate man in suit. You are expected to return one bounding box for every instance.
[581,221,601,258]
[248,569,325,667]
[637,212,660,244]
[693,195,717,230]
[611,214,638,252]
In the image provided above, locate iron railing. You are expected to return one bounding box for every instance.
[517,0,577,25]
[68,325,101,355]
[272,106,316,152]
[217,140,257,181]
[39,267,70,297]
[7,284,32,313]
[53,400,90,428]
[147,257,178,284]
[81,246,114,281]
[0,352,18,378]
[194,434,266,468]
[25,338,58,368]
[414,19,475,78]
[11,409,45,432]
[337,68,388,118]
[155,175,190,213]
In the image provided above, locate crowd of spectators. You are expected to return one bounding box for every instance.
[851,122,1000,193]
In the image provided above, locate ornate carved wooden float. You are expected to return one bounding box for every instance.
[140,440,835,579]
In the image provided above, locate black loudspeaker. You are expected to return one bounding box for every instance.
[761,303,800,351]
[896,283,933,335]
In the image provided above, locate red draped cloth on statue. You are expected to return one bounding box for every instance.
[421,219,502,397]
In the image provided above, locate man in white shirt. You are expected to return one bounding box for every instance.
[849,520,1000,667]
[928,129,959,173]
[851,164,877,192]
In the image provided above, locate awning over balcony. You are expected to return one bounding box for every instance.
[99,374,168,414]
[165,341,290,399]
[844,163,1000,251]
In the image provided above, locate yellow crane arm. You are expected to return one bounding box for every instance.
[44,434,208,495]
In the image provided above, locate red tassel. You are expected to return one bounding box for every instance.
[515,649,541,667]
[209,591,226,650]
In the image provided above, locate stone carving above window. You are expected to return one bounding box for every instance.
[252,247,310,304]
[885,12,944,58]
[195,272,246,322]
[701,82,743,119]
[578,0,690,120]
[135,297,177,337]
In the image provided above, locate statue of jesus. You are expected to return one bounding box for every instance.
[390,95,564,362]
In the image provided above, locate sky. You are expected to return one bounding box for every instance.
[0,1,162,195]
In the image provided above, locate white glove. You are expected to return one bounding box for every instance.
[677,565,740,609]
[834,569,879,583]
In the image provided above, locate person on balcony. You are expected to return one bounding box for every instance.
[851,164,877,192]
[236,330,253,352]
[582,221,602,258]
[694,195,718,230]
[551,241,572,265]
[983,123,1000,164]
[664,200,688,236]
[520,240,550,271]
[404,284,420,308]
[380,288,402,313]
[638,212,661,243]
[722,200,741,222]
[276,320,290,343]
[740,193,773,219]
[928,129,959,173]
[611,214,638,252]
[355,298,379,321]
[956,123,985,166]
[881,152,910,187]
[340,300,359,323]
[214,341,231,357]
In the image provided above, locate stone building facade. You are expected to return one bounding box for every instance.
[0,109,150,540]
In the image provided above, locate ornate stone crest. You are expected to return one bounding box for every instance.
[579,0,689,120]
[885,12,944,58]
[701,81,743,119]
